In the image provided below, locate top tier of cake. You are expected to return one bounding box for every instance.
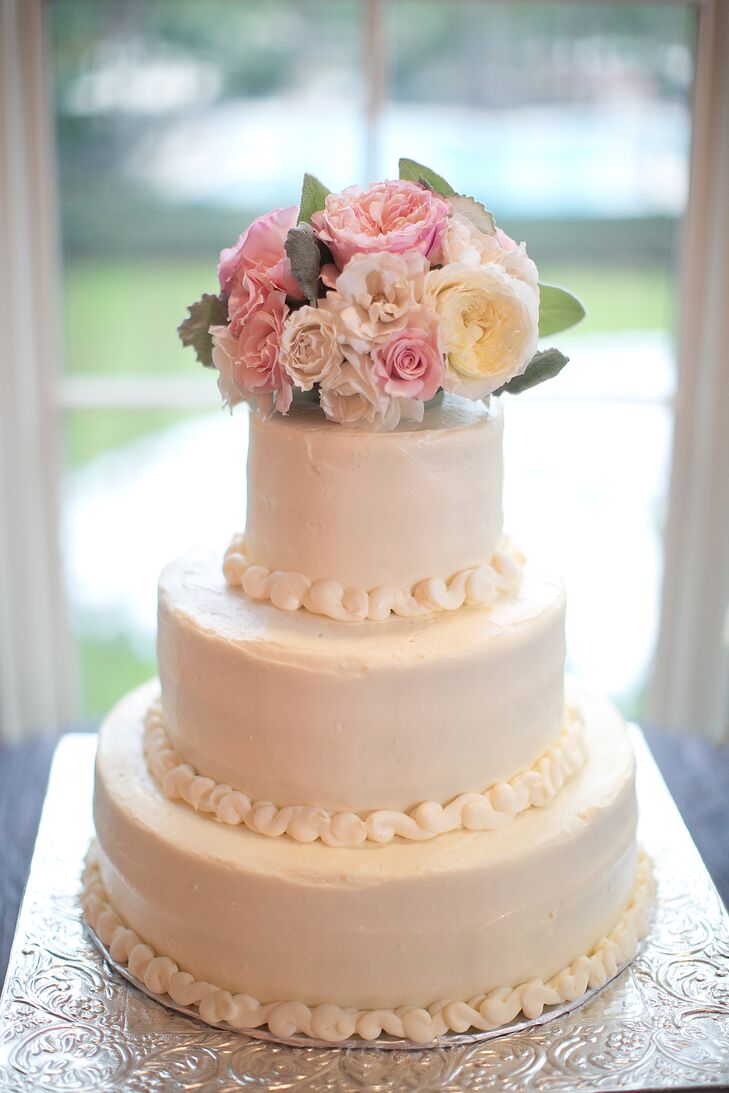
[243,394,504,595]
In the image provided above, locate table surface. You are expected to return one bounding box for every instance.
[1,724,728,991]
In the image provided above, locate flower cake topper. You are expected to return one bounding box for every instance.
[178,158,585,429]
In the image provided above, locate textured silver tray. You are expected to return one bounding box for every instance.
[1,730,728,1091]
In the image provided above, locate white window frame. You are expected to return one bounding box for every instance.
[1,0,727,741]
[647,0,729,742]
[0,0,76,741]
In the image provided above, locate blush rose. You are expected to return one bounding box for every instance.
[312,180,448,268]
[219,206,304,331]
[210,291,292,416]
[371,307,444,401]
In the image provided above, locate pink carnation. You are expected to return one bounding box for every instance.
[371,306,444,401]
[312,180,448,268]
[228,268,275,333]
[231,289,292,416]
[218,206,303,330]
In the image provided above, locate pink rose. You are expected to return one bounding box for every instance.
[232,289,292,415]
[312,181,448,268]
[218,206,303,327]
[371,306,444,401]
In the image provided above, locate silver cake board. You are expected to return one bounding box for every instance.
[0,728,728,1091]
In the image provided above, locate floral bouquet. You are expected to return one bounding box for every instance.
[179,159,584,430]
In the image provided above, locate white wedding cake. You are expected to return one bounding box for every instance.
[82,162,653,1044]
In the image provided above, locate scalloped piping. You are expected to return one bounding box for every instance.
[81,849,654,1044]
[144,701,586,847]
[222,535,524,622]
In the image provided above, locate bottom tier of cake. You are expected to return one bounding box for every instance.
[86,681,654,1043]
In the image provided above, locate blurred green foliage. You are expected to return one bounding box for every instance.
[77,631,156,717]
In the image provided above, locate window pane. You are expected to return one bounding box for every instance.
[62,410,248,716]
[384,1,694,713]
[52,1,696,721]
[503,399,673,712]
[52,0,364,377]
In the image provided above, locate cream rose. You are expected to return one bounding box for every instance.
[279,306,345,391]
[319,358,423,431]
[322,251,428,350]
[425,263,538,398]
[442,214,539,291]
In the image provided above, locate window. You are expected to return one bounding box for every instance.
[3,0,728,739]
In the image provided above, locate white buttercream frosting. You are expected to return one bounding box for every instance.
[144,699,586,846]
[222,535,524,621]
[82,848,653,1043]
[244,394,504,594]
[157,549,566,812]
[93,680,643,1026]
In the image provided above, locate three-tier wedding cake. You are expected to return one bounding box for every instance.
[82,161,653,1044]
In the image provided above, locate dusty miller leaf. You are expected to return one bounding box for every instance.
[493,347,569,396]
[298,173,330,225]
[285,223,323,306]
[398,157,455,196]
[447,194,496,236]
[538,283,586,338]
[177,293,228,367]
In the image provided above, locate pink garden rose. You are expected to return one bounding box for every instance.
[218,205,299,293]
[371,306,444,400]
[312,180,448,268]
[211,291,291,416]
[234,290,292,414]
[219,206,303,331]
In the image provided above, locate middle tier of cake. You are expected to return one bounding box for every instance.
[157,547,566,814]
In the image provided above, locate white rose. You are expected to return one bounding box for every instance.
[322,250,429,351]
[319,357,423,431]
[279,306,344,391]
[442,214,539,291]
[425,263,538,399]
[209,324,246,408]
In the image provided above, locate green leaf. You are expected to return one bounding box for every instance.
[285,223,323,306]
[398,157,455,196]
[538,283,586,338]
[493,347,570,396]
[177,292,228,367]
[298,173,330,225]
[447,194,496,236]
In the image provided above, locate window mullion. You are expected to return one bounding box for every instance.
[0,0,78,740]
[363,0,386,182]
[649,0,729,741]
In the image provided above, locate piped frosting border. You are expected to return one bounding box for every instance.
[82,848,654,1044]
[144,700,586,847]
[222,535,524,622]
